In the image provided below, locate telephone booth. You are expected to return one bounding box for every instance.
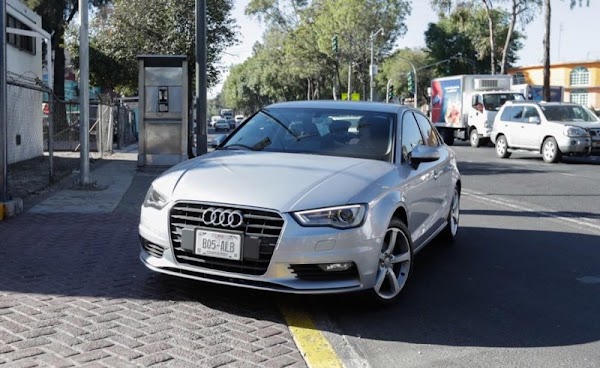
[137,55,189,166]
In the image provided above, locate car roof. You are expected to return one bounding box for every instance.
[265,100,415,114]
[503,101,580,108]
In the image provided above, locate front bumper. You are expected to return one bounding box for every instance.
[139,210,382,294]
[557,136,592,154]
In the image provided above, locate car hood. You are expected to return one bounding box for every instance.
[548,120,600,129]
[153,150,395,213]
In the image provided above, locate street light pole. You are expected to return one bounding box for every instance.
[0,0,7,200]
[369,28,384,102]
[195,0,207,156]
[79,0,90,185]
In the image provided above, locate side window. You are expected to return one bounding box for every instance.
[523,107,540,122]
[500,106,514,121]
[509,107,524,122]
[414,113,440,147]
[401,112,424,163]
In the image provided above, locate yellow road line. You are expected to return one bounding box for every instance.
[280,305,344,368]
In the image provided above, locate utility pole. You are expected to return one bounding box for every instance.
[0,0,7,200]
[195,0,207,156]
[369,28,384,102]
[79,0,90,185]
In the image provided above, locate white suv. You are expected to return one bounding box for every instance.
[490,102,600,163]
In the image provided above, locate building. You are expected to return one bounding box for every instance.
[508,60,600,110]
[6,0,47,164]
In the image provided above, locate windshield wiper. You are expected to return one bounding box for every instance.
[221,137,272,152]
[220,144,257,151]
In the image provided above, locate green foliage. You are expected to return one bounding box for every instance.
[222,0,411,112]
[67,0,238,95]
[424,6,522,75]
[375,48,431,105]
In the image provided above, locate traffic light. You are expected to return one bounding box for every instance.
[387,84,394,101]
[332,34,338,54]
[407,71,415,94]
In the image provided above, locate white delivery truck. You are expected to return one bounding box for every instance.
[430,74,525,147]
[511,84,564,102]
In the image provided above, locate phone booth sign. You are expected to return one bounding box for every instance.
[137,55,189,166]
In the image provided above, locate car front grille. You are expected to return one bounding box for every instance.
[140,237,166,258]
[590,129,600,137]
[169,203,284,275]
[289,264,359,281]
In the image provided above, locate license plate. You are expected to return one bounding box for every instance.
[195,229,242,260]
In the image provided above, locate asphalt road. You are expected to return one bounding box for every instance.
[307,142,600,368]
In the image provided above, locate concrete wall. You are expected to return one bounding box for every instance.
[6,0,44,164]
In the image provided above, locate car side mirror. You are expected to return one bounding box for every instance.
[410,145,440,169]
[528,116,541,124]
[210,134,227,148]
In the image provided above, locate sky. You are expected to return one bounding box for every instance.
[209,0,600,98]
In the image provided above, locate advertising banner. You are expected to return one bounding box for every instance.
[431,78,463,126]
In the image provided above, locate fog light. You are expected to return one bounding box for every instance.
[572,140,577,145]
[318,262,353,272]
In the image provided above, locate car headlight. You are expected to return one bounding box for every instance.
[563,125,587,137]
[143,186,169,209]
[293,204,367,229]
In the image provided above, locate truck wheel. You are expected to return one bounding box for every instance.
[542,137,562,163]
[495,135,511,158]
[470,128,481,148]
[442,129,455,146]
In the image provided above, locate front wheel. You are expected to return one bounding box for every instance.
[495,135,511,158]
[368,219,413,305]
[470,128,481,147]
[542,137,562,163]
[438,187,460,243]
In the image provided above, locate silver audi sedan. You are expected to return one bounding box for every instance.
[139,101,461,303]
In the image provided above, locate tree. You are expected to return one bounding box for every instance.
[376,48,432,106]
[542,0,590,100]
[424,7,522,76]
[500,0,542,74]
[70,0,238,95]
[26,0,111,100]
[481,0,496,73]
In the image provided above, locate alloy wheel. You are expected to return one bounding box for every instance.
[373,227,412,300]
[450,189,460,236]
[543,139,556,161]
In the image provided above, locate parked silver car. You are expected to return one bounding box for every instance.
[139,101,461,303]
[491,101,600,163]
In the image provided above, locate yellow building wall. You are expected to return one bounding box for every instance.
[508,61,600,109]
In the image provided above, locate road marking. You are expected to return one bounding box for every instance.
[463,189,600,233]
[280,305,344,368]
[577,276,600,284]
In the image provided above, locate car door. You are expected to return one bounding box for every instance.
[506,106,525,147]
[519,106,544,149]
[396,111,439,248]
[414,112,451,233]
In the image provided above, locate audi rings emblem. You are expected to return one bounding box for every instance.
[201,207,244,228]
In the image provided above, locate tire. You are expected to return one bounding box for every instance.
[542,137,562,163]
[438,187,460,243]
[367,218,414,306]
[495,135,511,158]
[470,128,481,147]
[442,128,455,146]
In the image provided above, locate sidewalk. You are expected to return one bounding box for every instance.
[0,146,307,368]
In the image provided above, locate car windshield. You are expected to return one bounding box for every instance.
[541,105,600,122]
[220,107,395,161]
[483,93,525,111]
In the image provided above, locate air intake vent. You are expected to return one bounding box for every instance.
[474,78,510,90]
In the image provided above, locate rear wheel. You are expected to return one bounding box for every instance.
[368,219,413,305]
[542,137,562,163]
[495,135,511,158]
[441,128,455,146]
[470,128,481,147]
